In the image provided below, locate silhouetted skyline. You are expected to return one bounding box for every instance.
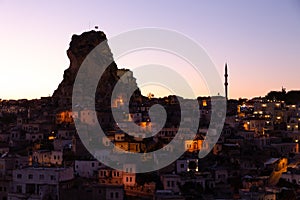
[1,0,300,99]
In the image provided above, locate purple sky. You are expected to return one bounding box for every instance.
[1,0,300,99]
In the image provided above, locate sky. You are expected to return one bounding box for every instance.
[0,0,300,100]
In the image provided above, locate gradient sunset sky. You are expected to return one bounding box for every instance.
[1,0,300,100]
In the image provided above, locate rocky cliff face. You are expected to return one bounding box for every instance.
[52,30,140,110]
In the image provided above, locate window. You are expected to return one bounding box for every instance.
[28,174,33,179]
[180,164,184,168]
[50,175,56,180]
[16,185,22,193]
[17,174,22,179]
[92,162,95,167]
[39,174,44,180]
[110,192,113,198]
[115,192,119,198]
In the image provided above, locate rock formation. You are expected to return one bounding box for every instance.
[52,30,140,110]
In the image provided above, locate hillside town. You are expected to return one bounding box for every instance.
[0,30,300,200]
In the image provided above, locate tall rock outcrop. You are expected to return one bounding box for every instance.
[52,30,140,110]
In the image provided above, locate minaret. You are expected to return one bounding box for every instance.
[224,63,228,101]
